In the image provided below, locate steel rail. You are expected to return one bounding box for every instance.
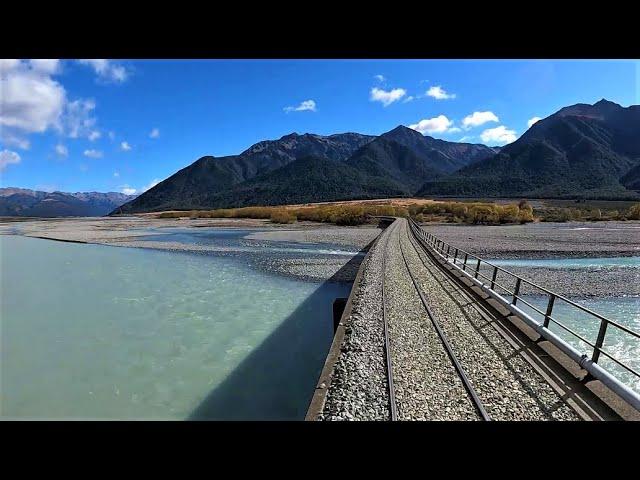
[399,220,491,421]
[408,218,640,411]
[381,221,399,421]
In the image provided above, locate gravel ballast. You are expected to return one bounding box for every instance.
[321,219,582,421]
[402,220,579,420]
[320,226,392,421]
[386,221,479,420]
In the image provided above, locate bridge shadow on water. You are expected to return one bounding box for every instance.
[187,241,374,420]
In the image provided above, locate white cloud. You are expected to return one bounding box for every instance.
[408,115,455,135]
[374,74,385,82]
[1,131,30,150]
[121,186,137,195]
[462,111,499,129]
[143,178,161,192]
[527,116,542,128]
[370,87,406,107]
[83,149,103,158]
[64,99,97,139]
[284,99,317,113]
[113,171,120,177]
[88,130,101,141]
[426,85,456,100]
[149,128,160,139]
[403,96,415,103]
[120,141,131,151]
[0,60,66,134]
[0,149,21,171]
[108,131,116,140]
[480,125,518,145]
[78,59,129,84]
[29,59,61,74]
[0,60,106,147]
[55,144,68,157]
[458,135,475,143]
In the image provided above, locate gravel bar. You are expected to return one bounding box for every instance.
[403,220,579,420]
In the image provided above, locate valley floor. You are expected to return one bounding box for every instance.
[1,216,638,296]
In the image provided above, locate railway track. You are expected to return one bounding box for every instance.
[381,218,490,421]
[381,221,398,421]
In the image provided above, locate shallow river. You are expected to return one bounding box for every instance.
[1,232,352,419]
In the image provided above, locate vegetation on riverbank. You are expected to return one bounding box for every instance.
[155,199,640,226]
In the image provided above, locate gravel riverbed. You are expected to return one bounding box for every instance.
[422,222,640,298]
[424,221,640,259]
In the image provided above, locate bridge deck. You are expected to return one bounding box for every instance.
[310,218,630,421]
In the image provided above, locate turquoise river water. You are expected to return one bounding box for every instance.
[0,233,351,420]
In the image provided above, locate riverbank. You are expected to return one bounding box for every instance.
[423,221,640,298]
[0,216,381,283]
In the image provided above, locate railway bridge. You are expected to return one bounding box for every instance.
[306,217,640,421]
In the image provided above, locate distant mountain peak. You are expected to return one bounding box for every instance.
[384,125,422,137]
[594,98,620,107]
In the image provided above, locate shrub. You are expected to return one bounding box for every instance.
[269,209,296,224]
[628,203,640,220]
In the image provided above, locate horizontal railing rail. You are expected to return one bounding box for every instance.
[407,218,640,409]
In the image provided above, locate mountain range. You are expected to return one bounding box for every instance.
[114,127,498,213]
[418,99,640,199]
[6,99,638,218]
[0,189,135,217]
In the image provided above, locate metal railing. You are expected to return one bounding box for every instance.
[407,218,640,409]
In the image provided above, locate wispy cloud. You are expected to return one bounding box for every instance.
[0,149,21,171]
[121,185,137,195]
[374,74,385,82]
[55,144,68,157]
[408,115,456,135]
[113,171,120,178]
[480,125,517,145]
[64,99,98,139]
[88,130,101,141]
[78,59,129,84]
[120,141,131,151]
[149,128,160,139]
[83,149,103,159]
[370,87,406,107]
[426,85,456,100]
[462,111,499,129]
[284,99,317,113]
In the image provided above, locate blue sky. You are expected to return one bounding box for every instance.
[1,59,638,194]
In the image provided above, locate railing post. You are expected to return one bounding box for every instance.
[474,258,481,278]
[463,253,468,271]
[453,248,458,264]
[490,267,498,289]
[543,294,555,328]
[592,320,609,364]
[446,245,450,260]
[512,278,521,305]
